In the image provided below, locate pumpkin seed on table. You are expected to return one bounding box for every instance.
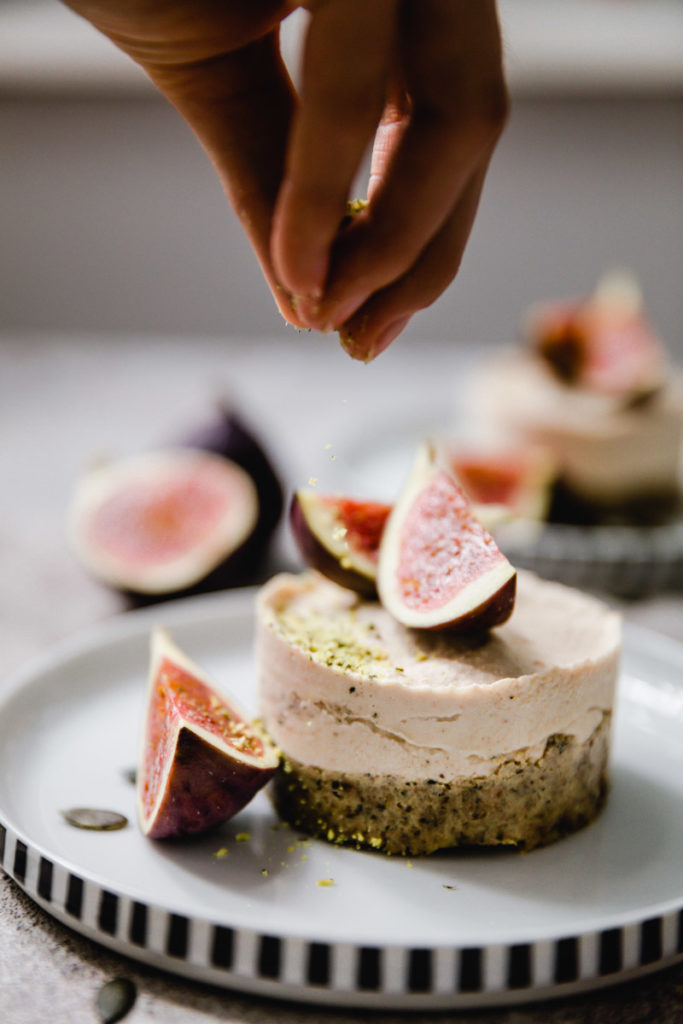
[60,808,128,831]
[96,977,137,1023]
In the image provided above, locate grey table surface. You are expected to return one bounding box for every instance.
[1,333,682,1023]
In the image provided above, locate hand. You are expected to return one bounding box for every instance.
[64,1,507,361]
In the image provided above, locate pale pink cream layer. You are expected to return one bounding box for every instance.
[256,570,621,780]
[470,351,683,502]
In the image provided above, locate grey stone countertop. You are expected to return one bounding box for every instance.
[1,334,682,1023]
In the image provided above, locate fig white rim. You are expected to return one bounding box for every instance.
[377,443,516,627]
[68,448,259,594]
[295,489,378,581]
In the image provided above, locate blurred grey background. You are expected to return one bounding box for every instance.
[1,0,682,353]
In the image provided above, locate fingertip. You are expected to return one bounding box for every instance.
[371,315,412,358]
[272,282,310,331]
[338,330,369,362]
[339,313,412,363]
[271,188,331,305]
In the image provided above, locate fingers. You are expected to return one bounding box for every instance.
[314,0,508,339]
[270,0,397,309]
[338,166,488,362]
[65,2,309,328]
[65,0,506,348]
[144,31,308,326]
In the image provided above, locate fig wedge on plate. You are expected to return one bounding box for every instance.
[377,443,517,632]
[138,629,278,839]
[68,448,261,601]
[290,489,391,595]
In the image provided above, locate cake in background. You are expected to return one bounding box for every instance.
[467,271,683,526]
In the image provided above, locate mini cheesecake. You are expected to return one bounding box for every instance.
[256,569,621,855]
[471,350,683,519]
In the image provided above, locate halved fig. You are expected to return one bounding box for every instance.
[525,270,665,398]
[290,489,391,595]
[68,447,260,601]
[377,443,517,632]
[138,629,278,839]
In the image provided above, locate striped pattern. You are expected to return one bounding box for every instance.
[1,818,682,1007]
[501,521,683,599]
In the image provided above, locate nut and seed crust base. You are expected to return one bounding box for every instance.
[271,714,610,855]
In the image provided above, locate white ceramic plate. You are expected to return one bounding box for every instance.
[338,424,683,598]
[1,590,682,1010]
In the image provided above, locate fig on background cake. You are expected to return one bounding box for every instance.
[524,269,666,400]
[445,442,556,525]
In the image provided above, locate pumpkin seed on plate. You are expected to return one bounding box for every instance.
[96,977,137,1023]
[60,808,128,831]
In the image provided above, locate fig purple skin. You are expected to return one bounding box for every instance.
[138,629,279,840]
[144,726,272,840]
[182,402,284,542]
[290,490,391,597]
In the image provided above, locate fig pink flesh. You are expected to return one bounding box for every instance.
[290,491,391,595]
[88,475,233,567]
[396,471,507,613]
[326,497,390,563]
[451,456,525,506]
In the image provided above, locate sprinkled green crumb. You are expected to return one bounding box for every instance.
[213,847,229,859]
[317,878,334,888]
[235,832,251,843]
[261,868,269,877]
[274,612,389,677]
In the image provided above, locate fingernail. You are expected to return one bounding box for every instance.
[292,294,323,330]
[368,316,411,360]
[339,332,364,361]
[326,295,369,332]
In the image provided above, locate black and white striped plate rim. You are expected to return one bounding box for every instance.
[2,820,682,1009]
